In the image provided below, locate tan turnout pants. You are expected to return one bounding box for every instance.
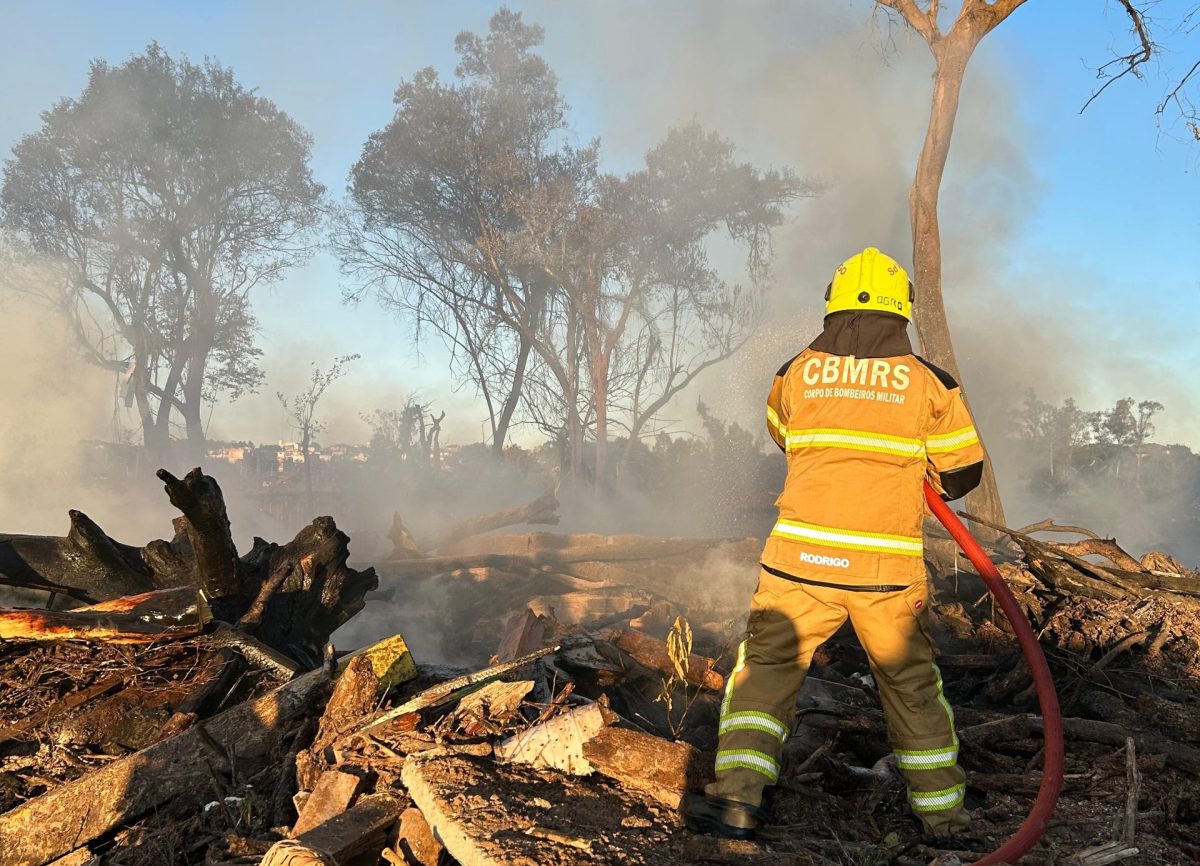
[707,568,969,836]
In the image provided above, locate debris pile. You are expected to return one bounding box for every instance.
[1,470,1199,865]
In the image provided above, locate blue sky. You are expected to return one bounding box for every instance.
[1,1,1198,447]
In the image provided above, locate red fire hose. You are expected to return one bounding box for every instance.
[924,481,1064,864]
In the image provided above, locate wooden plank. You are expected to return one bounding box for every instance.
[354,646,558,738]
[395,807,444,866]
[582,727,713,810]
[262,794,401,865]
[291,769,364,837]
[0,667,328,866]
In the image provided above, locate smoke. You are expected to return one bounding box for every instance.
[0,278,168,540]
[513,0,1197,559]
[1,4,1195,658]
[505,2,1021,421]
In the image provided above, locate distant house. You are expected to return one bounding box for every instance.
[206,445,248,464]
[329,443,369,462]
[279,441,307,464]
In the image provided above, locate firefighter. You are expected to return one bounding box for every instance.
[686,247,985,840]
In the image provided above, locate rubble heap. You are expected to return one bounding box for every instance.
[1,470,1199,865]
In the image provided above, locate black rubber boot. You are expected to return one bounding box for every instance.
[683,794,765,841]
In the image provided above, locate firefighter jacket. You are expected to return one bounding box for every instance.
[762,311,985,590]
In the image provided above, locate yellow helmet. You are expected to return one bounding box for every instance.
[824,247,914,321]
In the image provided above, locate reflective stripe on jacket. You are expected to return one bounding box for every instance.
[762,319,985,588]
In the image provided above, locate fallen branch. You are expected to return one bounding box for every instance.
[1122,737,1141,847]
[0,587,206,643]
[607,628,724,691]
[962,512,1150,597]
[1052,538,1143,573]
[423,486,560,553]
[961,713,1200,776]
[1014,518,1101,539]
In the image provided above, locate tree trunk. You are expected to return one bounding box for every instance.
[181,341,208,464]
[591,354,609,495]
[493,335,533,457]
[909,33,1006,532]
[137,387,168,462]
[151,355,188,461]
[302,426,314,516]
[566,312,585,482]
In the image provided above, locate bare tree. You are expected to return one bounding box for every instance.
[873,0,1028,528]
[872,1,1196,529]
[277,354,359,514]
[362,396,444,469]
[0,44,323,461]
[525,123,807,487]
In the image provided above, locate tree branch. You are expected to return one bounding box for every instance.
[876,0,938,43]
[1157,57,1200,135]
[1081,0,1154,113]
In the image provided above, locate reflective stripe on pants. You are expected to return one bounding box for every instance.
[707,568,969,835]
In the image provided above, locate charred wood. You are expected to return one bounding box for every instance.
[0,586,206,643]
[606,628,724,692]
[0,666,329,866]
[422,486,560,554]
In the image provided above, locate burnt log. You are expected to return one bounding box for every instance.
[0,587,206,643]
[243,517,378,661]
[157,468,241,597]
[0,467,376,660]
[421,487,560,554]
[606,628,724,691]
[0,512,156,603]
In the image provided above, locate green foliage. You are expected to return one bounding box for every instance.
[1,43,323,451]
[1014,392,1168,493]
[336,8,813,476]
[1009,392,1200,562]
